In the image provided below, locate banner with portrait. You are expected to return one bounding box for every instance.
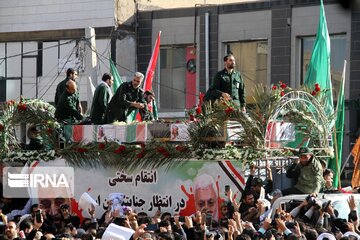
[33,159,246,221]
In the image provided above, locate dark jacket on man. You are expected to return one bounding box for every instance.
[55,78,80,108]
[90,82,112,124]
[55,91,83,123]
[205,69,245,107]
[106,81,145,123]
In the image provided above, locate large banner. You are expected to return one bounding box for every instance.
[33,159,245,221]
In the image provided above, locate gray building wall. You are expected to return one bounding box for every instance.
[0,0,115,33]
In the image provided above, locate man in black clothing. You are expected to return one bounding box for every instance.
[244,164,273,201]
[106,72,146,123]
[238,190,257,222]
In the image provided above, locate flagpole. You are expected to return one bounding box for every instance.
[332,126,341,188]
[332,60,347,189]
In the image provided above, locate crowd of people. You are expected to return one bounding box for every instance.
[3,54,358,239]
[0,154,359,240]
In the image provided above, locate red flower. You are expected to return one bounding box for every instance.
[98,143,106,149]
[17,103,27,111]
[114,145,126,154]
[140,143,145,149]
[196,106,202,115]
[315,83,320,88]
[272,85,277,90]
[189,114,195,121]
[0,124,4,132]
[280,83,287,89]
[311,91,317,96]
[225,107,234,115]
[157,147,167,153]
[77,148,87,153]
[280,91,285,97]
[136,151,145,158]
[47,128,53,135]
[315,86,321,92]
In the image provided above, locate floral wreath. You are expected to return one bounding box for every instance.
[186,81,334,163]
[0,98,60,162]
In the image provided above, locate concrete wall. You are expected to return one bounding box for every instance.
[115,35,137,81]
[137,0,260,10]
[0,0,115,33]
[153,17,195,45]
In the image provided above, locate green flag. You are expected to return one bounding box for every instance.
[328,61,346,188]
[126,110,138,123]
[304,0,333,117]
[152,99,158,120]
[110,58,122,93]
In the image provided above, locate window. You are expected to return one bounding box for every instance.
[225,40,268,104]
[301,34,346,100]
[158,46,196,112]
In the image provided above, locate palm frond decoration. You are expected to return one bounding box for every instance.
[60,142,190,172]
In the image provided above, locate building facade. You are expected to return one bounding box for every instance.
[136,0,359,179]
[0,0,137,108]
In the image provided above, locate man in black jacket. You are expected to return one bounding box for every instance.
[106,72,146,123]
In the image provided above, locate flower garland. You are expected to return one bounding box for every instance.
[186,81,333,163]
[59,142,192,171]
[2,150,57,162]
[0,98,60,161]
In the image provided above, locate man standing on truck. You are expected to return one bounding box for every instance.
[282,147,324,195]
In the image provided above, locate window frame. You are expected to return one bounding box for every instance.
[223,39,269,104]
[156,44,194,115]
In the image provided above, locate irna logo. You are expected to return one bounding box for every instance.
[3,166,74,198]
[7,172,70,188]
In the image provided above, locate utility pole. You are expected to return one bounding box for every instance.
[85,27,98,110]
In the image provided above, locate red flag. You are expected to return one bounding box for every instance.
[136,31,161,121]
[195,92,204,115]
[143,31,161,91]
[199,92,204,106]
